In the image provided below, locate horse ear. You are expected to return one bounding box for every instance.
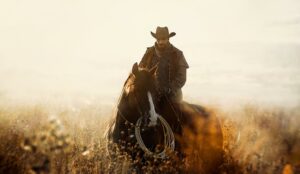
[132,62,139,75]
[149,65,157,75]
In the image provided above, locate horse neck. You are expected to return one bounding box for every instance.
[117,93,141,124]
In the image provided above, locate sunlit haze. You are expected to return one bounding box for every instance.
[1,0,300,109]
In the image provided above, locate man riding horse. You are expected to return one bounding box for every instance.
[139,26,189,103]
[107,27,223,173]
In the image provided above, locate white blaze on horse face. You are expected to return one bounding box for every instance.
[147,91,158,126]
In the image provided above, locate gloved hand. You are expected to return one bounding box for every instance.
[167,88,172,94]
[156,85,173,99]
[160,87,172,96]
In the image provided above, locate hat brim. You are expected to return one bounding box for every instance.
[150,31,176,39]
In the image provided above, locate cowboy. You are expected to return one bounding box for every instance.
[139,26,189,102]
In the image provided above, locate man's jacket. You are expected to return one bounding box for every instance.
[139,43,189,101]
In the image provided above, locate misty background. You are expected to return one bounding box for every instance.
[0,0,299,109]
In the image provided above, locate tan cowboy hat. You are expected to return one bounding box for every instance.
[150,26,176,39]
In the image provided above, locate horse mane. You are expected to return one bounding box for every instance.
[123,74,135,96]
[105,73,136,139]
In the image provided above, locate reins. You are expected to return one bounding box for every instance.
[162,93,183,133]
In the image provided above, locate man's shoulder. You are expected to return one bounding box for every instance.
[145,46,155,52]
[141,46,155,57]
[170,45,189,68]
[170,45,185,59]
[170,45,183,54]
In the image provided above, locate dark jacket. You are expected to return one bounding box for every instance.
[139,43,189,101]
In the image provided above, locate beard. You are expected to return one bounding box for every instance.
[156,42,170,51]
[158,44,166,49]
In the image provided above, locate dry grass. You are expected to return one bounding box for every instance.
[0,102,299,174]
[220,104,300,174]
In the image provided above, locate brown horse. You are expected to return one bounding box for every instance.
[107,63,223,173]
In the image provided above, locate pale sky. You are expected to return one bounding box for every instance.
[0,0,300,108]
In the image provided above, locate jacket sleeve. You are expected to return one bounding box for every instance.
[138,48,151,69]
[171,51,189,90]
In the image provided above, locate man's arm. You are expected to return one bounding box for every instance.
[171,66,187,89]
[171,51,189,90]
[138,47,152,69]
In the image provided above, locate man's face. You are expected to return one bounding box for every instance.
[156,38,169,49]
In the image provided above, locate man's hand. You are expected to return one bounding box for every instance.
[156,86,174,101]
[166,88,172,94]
[159,87,172,95]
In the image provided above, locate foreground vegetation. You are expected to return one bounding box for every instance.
[0,102,299,173]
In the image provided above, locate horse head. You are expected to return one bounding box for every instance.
[123,62,159,125]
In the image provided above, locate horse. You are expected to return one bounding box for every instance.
[106,62,224,173]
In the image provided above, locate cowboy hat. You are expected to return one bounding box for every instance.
[150,26,176,39]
